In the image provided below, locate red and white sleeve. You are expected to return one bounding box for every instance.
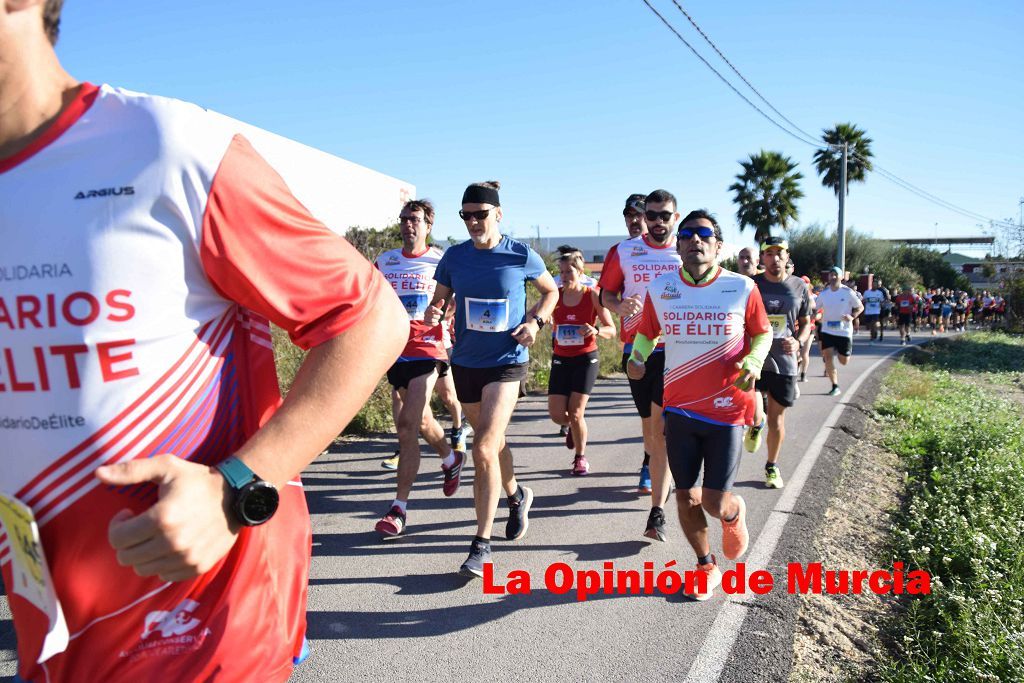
[200,134,389,349]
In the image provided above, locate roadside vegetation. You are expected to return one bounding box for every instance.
[873,332,1024,681]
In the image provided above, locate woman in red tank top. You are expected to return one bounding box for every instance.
[547,249,615,475]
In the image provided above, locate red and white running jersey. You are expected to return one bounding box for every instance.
[636,268,769,426]
[0,83,395,682]
[375,247,447,362]
[597,235,681,346]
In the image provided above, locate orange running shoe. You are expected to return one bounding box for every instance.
[721,494,749,560]
[685,556,723,601]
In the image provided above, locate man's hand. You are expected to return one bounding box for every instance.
[424,304,444,326]
[96,455,241,583]
[626,349,646,380]
[781,337,800,354]
[511,319,540,347]
[617,294,643,318]
[733,361,760,391]
[580,323,598,338]
[841,314,854,322]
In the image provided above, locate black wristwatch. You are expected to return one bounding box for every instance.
[215,456,280,526]
[532,314,546,329]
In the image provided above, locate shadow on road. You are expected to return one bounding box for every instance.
[305,576,700,640]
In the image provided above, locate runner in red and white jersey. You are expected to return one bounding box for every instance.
[599,191,682,541]
[627,209,771,600]
[372,200,465,538]
[893,284,918,345]
[0,5,407,681]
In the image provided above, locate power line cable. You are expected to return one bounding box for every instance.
[641,0,1018,231]
[637,0,828,151]
[666,0,823,147]
[850,151,1018,229]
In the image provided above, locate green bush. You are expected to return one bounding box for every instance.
[874,333,1024,681]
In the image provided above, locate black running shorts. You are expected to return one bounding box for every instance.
[386,359,446,390]
[819,331,852,357]
[620,350,665,419]
[897,313,913,327]
[665,411,743,492]
[548,351,600,397]
[863,313,880,326]
[451,363,528,404]
[756,370,798,408]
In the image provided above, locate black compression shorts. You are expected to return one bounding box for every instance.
[386,360,446,390]
[621,350,665,419]
[756,371,798,408]
[665,411,743,491]
[548,351,600,397]
[451,363,527,404]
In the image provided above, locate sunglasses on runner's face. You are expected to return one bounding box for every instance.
[623,208,643,218]
[678,226,715,240]
[645,210,674,222]
[459,209,492,221]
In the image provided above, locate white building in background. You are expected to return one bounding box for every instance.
[229,117,415,232]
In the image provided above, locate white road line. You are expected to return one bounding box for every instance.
[685,343,910,682]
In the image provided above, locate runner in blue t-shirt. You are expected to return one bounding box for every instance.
[426,180,558,577]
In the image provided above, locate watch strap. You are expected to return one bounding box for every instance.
[216,456,257,489]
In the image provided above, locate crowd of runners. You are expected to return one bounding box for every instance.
[0,3,1002,680]
[366,187,990,602]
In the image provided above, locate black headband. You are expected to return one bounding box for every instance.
[462,185,500,207]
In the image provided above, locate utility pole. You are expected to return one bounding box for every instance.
[597,220,601,237]
[836,142,848,275]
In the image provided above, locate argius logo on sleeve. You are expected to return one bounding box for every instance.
[73,186,135,200]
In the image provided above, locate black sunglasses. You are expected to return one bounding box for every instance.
[645,210,674,222]
[459,209,492,221]
[678,226,715,240]
[622,208,644,217]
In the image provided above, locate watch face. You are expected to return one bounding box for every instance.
[239,481,280,526]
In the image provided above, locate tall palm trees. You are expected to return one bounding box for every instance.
[728,150,803,242]
[812,123,874,196]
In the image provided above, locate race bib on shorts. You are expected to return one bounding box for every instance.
[0,494,69,662]
[465,297,510,332]
[767,314,788,339]
[556,324,585,347]
[399,293,429,320]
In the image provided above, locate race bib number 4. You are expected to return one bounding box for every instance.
[767,314,788,339]
[0,494,69,662]
[399,293,429,320]
[556,324,585,347]
[465,297,510,332]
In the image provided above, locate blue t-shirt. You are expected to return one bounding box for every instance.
[434,235,547,368]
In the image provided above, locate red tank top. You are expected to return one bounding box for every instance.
[552,286,599,356]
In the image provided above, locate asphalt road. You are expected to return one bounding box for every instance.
[0,331,930,682]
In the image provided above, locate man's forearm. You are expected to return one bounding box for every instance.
[234,290,407,488]
[529,290,559,322]
[795,317,811,345]
[600,289,622,312]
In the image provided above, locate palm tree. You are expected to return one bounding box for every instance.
[813,123,873,196]
[728,150,804,243]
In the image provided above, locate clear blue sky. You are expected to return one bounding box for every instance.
[57,1,1023,254]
